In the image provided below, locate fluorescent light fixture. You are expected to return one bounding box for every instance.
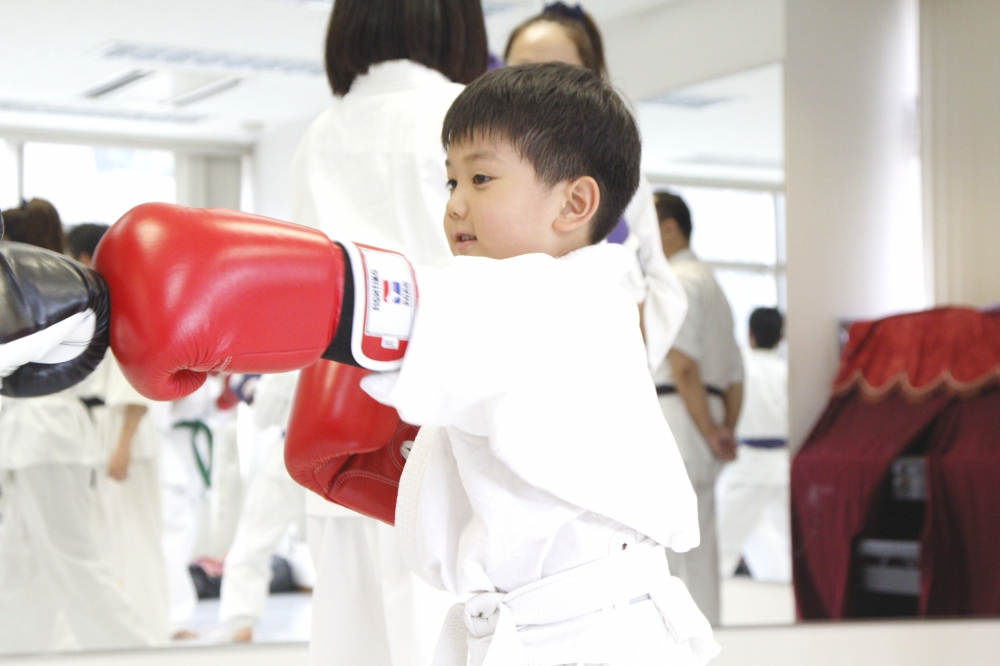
[83,69,153,99]
[643,92,734,109]
[169,77,241,106]
[0,99,203,123]
[99,42,323,76]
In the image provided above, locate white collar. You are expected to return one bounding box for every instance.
[348,60,453,96]
[668,247,697,266]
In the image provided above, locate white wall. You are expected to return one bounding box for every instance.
[250,118,314,222]
[604,0,785,100]
[921,0,1000,308]
[784,0,928,447]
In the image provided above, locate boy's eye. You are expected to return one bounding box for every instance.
[446,179,457,192]
[472,174,491,185]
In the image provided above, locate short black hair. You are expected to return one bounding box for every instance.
[653,191,692,241]
[442,62,641,244]
[750,307,784,349]
[67,223,109,261]
[325,0,488,97]
[1,199,65,253]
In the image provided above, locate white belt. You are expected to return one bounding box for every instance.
[431,546,721,666]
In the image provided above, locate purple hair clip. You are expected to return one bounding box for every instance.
[543,2,586,23]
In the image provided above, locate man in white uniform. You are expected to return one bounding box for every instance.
[716,308,791,583]
[652,191,744,627]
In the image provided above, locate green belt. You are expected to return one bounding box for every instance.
[173,420,213,487]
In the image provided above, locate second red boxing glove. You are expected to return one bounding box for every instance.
[284,359,415,524]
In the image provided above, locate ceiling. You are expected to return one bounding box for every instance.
[0,0,784,181]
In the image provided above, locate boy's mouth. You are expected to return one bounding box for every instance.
[454,233,477,252]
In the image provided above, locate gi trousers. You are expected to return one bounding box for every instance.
[0,464,152,653]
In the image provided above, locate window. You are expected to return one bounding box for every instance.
[22,143,176,225]
[0,140,18,211]
[665,184,786,348]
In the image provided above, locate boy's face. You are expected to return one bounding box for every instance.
[444,136,585,260]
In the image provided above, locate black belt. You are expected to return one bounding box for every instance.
[741,438,787,449]
[79,397,105,410]
[656,384,726,398]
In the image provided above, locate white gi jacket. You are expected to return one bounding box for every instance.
[653,248,744,475]
[735,347,788,444]
[290,58,462,521]
[364,244,719,666]
[619,175,689,372]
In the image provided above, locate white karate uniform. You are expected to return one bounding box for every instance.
[618,175,689,371]
[290,58,463,666]
[88,353,171,645]
[152,379,221,629]
[716,347,791,583]
[364,244,719,666]
[219,371,306,634]
[652,248,743,627]
[0,386,152,654]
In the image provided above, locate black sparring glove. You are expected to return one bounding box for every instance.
[0,214,110,397]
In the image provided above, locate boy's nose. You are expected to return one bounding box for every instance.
[446,195,467,219]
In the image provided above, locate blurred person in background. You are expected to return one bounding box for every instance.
[505,2,689,370]
[652,190,744,626]
[0,203,152,654]
[716,307,791,584]
[71,223,172,645]
[289,1,487,664]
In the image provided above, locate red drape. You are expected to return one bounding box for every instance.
[791,394,950,619]
[921,391,1000,617]
[832,308,1000,399]
[793,307,1000,619]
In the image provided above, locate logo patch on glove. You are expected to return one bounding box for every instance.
[344,243,417,371]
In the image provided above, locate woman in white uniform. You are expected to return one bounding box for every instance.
[289,2,487,665]
[504,2,689,367]
[0,202,151,654]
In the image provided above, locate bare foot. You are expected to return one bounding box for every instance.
[172,629,197,640]
[232,626,253,643]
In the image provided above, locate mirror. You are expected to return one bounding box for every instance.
[8,0,993,659]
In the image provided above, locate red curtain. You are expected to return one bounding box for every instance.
[832,308,1000,398]
[793,308,1000,619]
[791,394,950,619]
[921,390,1000,617]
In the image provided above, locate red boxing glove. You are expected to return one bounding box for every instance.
[284,359,415,524]
[93,203,417,400]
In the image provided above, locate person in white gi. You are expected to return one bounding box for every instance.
[0,207,152,654]
[289,2,487,664]
[652,191,744,627]
[716,308,792,583]
[504,4,688,367]
[68,222,172,645]
[361,62,719,666]
[152,377,226,635]
[85,353,172,645]
[217,371,306,641]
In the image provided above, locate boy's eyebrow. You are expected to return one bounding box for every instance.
[445,150,499,168]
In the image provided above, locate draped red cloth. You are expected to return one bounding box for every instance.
[832,307,1000,398]
[792,308,1000,619]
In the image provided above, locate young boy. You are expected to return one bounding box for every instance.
[359,62,720,665]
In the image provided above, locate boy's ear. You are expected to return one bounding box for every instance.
[553,176,600,233]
